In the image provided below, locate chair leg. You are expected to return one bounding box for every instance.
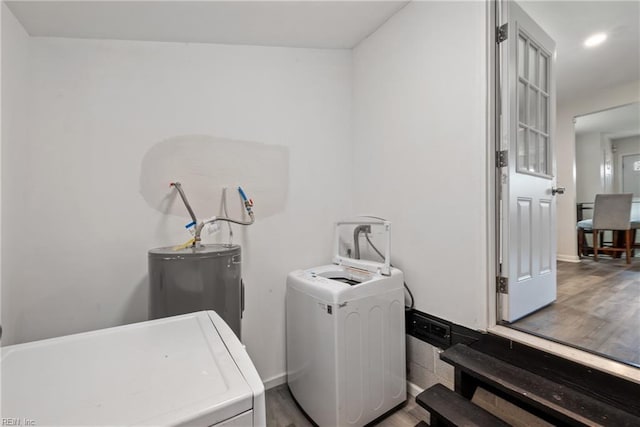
[593,229,599,261]
[612,231,622,258]
[626,229,632,264]
[577,229,585,257]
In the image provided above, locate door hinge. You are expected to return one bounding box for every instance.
[497,150,508,168]
[497,24,508,43]
[497,276,508,294]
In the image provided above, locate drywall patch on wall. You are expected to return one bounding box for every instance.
[140,135,289,220]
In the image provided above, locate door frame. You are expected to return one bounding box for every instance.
[484,0,640,383]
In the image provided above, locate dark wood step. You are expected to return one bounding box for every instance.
[416,383,510,427]
[441,343,640,427]
[470,333,640,415]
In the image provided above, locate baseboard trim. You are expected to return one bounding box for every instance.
[265,373,423,398]
[557,254,580,263]
[406,380,423,398]
[263,372,287,390]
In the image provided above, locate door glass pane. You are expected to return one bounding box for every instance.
[518,80,526,124]
[540,94,548,132]
[528,131,538,172]
[539,135,548,174]
[518,36,526,78]
[539,54,548,92]
[528,87,537,128]
[517,127,526,171]
[528,45,538,85]
[515,29,551,177]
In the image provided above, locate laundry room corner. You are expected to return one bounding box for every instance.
[1,1,30,346]
[2,0,492,415]
[0,3,355,385]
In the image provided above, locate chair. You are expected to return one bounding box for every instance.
[576,219,594,257]
[577,219,615,257]
[633,218,640,256]
[592,193,634,264]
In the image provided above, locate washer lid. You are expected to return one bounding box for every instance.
[1,312,253,426]
[333,218,391,276]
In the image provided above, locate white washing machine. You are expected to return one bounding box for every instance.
[286,220,406,426]
[1,311,265,426]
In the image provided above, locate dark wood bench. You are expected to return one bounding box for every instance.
[416,383,510,427]
[441,344,640,427]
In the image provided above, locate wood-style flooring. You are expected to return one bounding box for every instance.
[512,258,640,367]
[266,384,430,427]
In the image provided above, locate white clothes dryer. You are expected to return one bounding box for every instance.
[2,311,265,426]
[286,219,406,426]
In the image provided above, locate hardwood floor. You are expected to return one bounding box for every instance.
[512,258,640,366]
[266,384,430,427]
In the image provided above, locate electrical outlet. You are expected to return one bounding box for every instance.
[407,311,451,348]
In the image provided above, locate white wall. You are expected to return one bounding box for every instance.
[352,1,489,330]
[1,35,353,383]
[575,132,605,204]
[555,80,640,261]
[1,3,29,344]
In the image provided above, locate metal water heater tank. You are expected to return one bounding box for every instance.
[148,244,243,338]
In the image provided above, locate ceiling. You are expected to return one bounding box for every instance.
[5,1,639,102]
[5,1,409,49]
[575,102,640,139]
[519,1,640,104]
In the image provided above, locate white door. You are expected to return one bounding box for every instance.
[498,1,558,322]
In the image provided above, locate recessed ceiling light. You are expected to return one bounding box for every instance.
[584,33,607,48]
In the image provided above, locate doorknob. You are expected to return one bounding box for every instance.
[552,187,565,196]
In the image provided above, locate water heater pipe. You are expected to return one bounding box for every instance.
[170,183,255,247]
[193,187,255,246]
[170,182,197,226]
